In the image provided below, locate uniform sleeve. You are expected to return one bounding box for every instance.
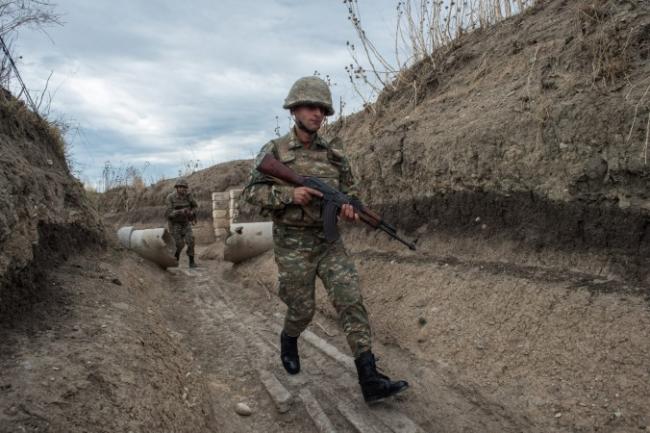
[243,141,294,212]
[189,195,198,210]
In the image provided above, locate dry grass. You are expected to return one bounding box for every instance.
[0,87,67,161]
[572,0,634,86]
[343,0,537,104]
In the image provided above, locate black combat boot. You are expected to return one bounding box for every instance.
[174,250,181,262]
[280,331,300,375]
[189,256,197,268]
[355,351,409,403]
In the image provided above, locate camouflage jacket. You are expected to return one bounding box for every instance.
[165,191,198,224]
[243,128,358,228]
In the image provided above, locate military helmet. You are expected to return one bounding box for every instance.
[175,178,189,188]
[283,76,334,116]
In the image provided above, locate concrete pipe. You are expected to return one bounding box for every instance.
[223,222,274,264]
[117,226,178,268]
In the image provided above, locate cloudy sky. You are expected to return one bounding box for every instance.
[8,0,399,187]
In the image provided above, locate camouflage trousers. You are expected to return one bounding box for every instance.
[169,222,195,257]
[273,224,371,357]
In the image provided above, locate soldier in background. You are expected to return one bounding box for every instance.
[165,178,198,268]
[243,76,408,403]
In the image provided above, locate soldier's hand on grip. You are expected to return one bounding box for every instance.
[292,186,322,206]
[340,203,359,222]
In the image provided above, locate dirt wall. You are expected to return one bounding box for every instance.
[0,90,104,323]
[327,0,650,282]
[98,160,252,214]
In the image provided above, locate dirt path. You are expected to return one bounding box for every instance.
[5,246,498,433]
[176,250,534,433]
[3,237,647,432]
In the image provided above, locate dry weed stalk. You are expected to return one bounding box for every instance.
[625,82,650,146]
[344,0,535,104]
[0,0,60,87]
[0,0,59,37]
[574,0,633,87]
[101,161,152,193]
[644,112,650,166]
[1,0,60,116]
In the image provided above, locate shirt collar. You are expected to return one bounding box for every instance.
[289,127,329,150]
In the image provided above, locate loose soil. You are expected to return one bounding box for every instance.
[3,228,649,432]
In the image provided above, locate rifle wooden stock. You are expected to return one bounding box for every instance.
[358,209,380,227]
[257,154,305,186]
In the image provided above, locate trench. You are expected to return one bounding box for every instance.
[0,222,105,327]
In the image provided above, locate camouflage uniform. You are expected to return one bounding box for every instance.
[244,128,371,357]
[165,191,198,257]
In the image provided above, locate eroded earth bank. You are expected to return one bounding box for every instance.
[2,0,650,432]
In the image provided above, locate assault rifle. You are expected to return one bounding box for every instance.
[256,154,417,250]
[173,205,196,224]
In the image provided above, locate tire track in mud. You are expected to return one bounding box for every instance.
[171,264,534,433]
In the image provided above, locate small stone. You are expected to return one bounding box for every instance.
[481,224,487,230]
[235,402,252,416]
[52,366,60,371]
[49,377,55,382]
[418,317,427,326]
[554,412,562,418]
[475,216,481,223]
[46,159,53,166]
[614,409,622,418]
[5,406,18,416]
[111,278,122,286]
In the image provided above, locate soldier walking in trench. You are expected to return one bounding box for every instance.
[243,76,409,402]
[165,178,198,268]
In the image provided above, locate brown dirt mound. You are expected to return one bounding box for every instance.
[326,0,650,283]
[0,89,104,324]
[98,159,253,214]
[0,248,215,433]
